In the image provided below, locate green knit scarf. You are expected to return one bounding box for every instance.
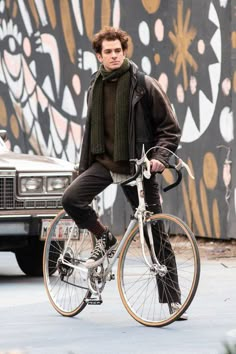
[90,58,130,161]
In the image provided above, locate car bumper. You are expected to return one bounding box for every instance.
[0,213,58,236]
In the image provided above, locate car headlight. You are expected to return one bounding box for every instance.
[20,177,43,194]
[47,176,70,193]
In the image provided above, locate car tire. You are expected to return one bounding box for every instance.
[15,238,44,276]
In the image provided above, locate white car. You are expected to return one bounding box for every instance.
[0,130,76,276]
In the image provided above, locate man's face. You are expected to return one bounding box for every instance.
[96,39,126,72]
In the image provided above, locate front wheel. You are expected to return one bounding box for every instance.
[117,213,200,327]
[43,209,95,317]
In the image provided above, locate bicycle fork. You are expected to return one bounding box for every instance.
[136,176,168,277]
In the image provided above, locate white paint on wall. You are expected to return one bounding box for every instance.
[219,107,234,142]
[139,21,150,46]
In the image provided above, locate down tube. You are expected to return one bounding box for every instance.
[105,219,137,274]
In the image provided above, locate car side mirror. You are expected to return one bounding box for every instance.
[0,130,7,142]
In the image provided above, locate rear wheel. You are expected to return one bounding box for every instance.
[117,213,200,327]
[43,209,95,317]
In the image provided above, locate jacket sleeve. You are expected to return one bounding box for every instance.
[78,75,96,174]
[145,76,181,165]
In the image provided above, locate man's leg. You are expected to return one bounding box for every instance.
[62,162,112,232]
[122,175,181,303]
[62,162,117,267]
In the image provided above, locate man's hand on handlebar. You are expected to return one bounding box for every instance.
[150,159,165,173]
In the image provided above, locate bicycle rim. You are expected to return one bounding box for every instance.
[117,213,200,327]
[43,210,95,317]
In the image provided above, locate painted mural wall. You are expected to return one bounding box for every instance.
[0,0,235,239]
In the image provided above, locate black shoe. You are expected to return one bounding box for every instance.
[85,230,117,268]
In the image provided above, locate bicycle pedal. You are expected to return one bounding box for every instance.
[87,298,103,305]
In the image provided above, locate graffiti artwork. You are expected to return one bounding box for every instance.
[0,0,235,238]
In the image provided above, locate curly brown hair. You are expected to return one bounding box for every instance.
[92,26,129,54]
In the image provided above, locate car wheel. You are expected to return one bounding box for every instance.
[15,239,63,276]
[15,238,45,276]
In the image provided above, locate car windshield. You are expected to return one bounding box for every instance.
[0,136,9,152]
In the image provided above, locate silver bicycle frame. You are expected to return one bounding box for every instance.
[60,168,162,277]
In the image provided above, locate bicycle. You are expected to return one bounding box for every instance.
[43,146,200,327]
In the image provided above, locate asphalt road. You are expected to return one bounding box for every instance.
[0,251,235,354]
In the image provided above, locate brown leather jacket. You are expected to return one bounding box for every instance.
[79,61,181,175]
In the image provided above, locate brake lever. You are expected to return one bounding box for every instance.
[177,159,195,179]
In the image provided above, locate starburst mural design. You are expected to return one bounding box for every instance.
[168,0,198,91]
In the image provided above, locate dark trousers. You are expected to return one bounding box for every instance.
[62,162,180,303]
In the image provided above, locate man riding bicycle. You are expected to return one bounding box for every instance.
[62,26,187,320]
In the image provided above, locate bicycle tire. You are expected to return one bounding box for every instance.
[43,209,95,317]
[117,213,200,327]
